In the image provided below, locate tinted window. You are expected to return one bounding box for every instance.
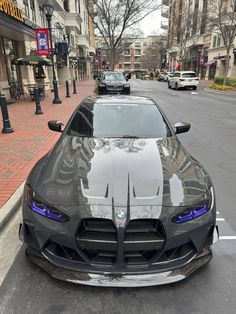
[182,72,197,78]
[68,103,171,138]
[173,73,180,77]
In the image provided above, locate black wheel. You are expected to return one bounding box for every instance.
[192,86,197,90]
[125,89,130,95]
[175,83,179,90]
[168,82,171,89]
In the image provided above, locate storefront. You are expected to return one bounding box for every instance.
[0,0,36,99]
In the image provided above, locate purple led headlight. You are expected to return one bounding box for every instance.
[172,187,214,224]
[30,201,68,222]
[26,185,69,222]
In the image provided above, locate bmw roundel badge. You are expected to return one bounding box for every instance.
[116,209,127,220]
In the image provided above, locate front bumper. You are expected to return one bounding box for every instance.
[27,246,212,287]
[20,220,219,287]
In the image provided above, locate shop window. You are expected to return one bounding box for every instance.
[23,0,30,18]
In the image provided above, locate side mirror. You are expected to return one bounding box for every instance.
[174,122,191,134]
[48,120,64,132]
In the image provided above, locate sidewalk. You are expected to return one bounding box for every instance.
[0,79,95,211]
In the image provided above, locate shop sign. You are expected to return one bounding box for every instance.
[0,0,24,22]
[36,28,50,56]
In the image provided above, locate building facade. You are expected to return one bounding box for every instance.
[164,0,236,79]
[96,35,167,75]
[0,0,95,100]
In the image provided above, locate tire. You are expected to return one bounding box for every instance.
[175,83,179,90]
[168,82,171,89]
[125,89,130,95]
[192,86,197,90]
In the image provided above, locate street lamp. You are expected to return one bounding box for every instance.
[43,0,62,104]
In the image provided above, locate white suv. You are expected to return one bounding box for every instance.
[168,71,199,90]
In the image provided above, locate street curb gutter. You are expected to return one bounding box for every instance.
[0,181,25,231]
[204,87,236,96]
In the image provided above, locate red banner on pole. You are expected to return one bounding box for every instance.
[36,28,50,56]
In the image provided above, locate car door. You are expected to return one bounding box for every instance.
[171,72,180,87]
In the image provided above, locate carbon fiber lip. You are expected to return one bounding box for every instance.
[27,247,212,287]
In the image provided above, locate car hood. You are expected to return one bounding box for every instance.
[34,136,210,207]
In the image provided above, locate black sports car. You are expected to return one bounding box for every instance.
[97,71,130,95]
[20,96,218,287]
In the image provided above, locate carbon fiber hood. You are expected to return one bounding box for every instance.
[34,136,210,207]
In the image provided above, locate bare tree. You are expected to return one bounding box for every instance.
[141,35,166,72]
[86,0,162,70]
[207,0,236,84]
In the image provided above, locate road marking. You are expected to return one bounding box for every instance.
[219,236,236,240]
[216,218,225,221]
[217,211,220,214]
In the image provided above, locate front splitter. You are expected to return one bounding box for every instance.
[27,247,212,287]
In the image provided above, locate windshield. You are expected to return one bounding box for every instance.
[182,72,197,78]
[103,72,125,81]
[67,102,171,138]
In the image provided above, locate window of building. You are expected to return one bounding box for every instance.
[135,63,141,69]
[213,35,221,48]
[135,49,141,55]
[124,64,130,69]
[135,56,141,62]
[123,49,130,55]
[143,42,147,47]
[23,0,30,18]
[30,0,36,23]
[119,64,122,69]
[135,42,141,47]
[124,56,130,62]
[63,0,69,12]
[39,7,46,27]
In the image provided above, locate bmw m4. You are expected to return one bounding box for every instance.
[20,96,218,287]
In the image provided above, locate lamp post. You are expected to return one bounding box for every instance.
[43,1,61,104]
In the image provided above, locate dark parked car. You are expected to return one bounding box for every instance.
[97,71,130,95]
[20,95,218,287]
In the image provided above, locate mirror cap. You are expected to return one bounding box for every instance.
[174,122,191,134]
[48,120,64,132]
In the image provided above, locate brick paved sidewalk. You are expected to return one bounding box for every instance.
[0,79,95,209]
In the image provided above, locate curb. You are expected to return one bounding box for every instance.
[204,87,236,96]
[0,181,25,231]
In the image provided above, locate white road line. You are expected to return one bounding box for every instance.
[220,236,236,240]
[216,218,225,221]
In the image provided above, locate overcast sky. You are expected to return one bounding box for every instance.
[139,9,164,36]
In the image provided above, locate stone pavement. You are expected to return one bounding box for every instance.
[0,79,95,209]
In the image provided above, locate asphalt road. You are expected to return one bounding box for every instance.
[1,79,236,314]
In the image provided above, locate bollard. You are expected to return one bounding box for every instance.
[73,79,77,94]
[66,80,71,98]
[34,87,43,115]
[0,93,14,133]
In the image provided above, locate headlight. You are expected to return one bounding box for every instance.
[99,83,106,87]
[124,84,130,87]
[172,186,214,224]
[25,185,69,222]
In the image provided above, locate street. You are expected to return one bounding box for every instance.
[1,79,236,314]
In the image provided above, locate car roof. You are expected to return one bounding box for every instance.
[83,95,156,106]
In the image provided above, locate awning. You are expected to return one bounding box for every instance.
[12,50,52,66]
